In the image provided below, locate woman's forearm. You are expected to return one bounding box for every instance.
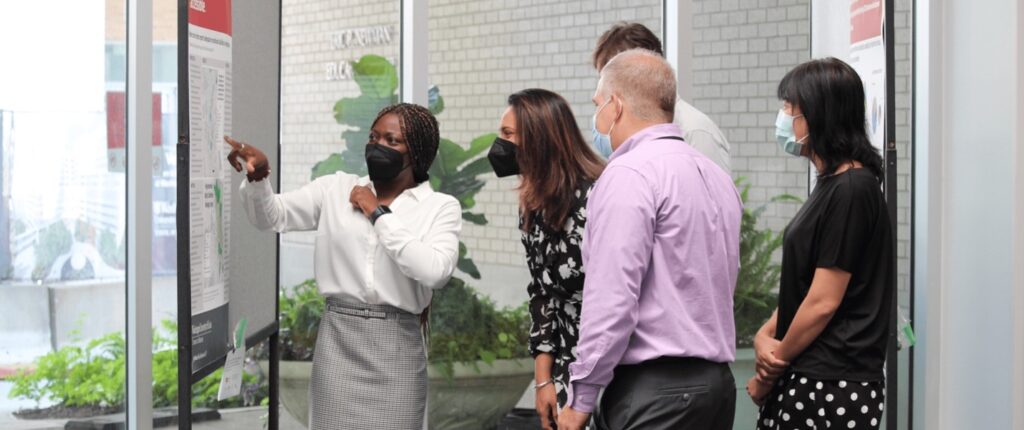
[534,353,554,383]
[774,301,835,362]
[775,267,850,363]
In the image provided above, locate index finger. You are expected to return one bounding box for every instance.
[224,135,242,150]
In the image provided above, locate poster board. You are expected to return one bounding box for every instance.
[176,0,281,428]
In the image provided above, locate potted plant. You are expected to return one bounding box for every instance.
[262,54,532,429]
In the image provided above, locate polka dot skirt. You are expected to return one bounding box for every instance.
[756,373,884,430]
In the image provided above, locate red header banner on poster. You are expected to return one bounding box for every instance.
[187,0,232,36]
[850,0,882,43]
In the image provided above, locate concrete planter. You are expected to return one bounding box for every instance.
[426,358,533,430]
[258,360,312,428]
[259,358,533,429]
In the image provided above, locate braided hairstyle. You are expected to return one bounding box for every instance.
[370,103,440,183]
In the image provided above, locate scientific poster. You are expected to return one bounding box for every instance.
[187,0,232,372]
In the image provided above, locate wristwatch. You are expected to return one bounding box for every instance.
[369,205,392,225]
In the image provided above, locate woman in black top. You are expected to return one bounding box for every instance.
[745,58,894,430]
[487,89,605,430]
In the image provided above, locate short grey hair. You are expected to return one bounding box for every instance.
[597,48,676,122]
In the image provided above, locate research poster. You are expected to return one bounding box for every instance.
[849,0,886,153]
[187,0,233,372]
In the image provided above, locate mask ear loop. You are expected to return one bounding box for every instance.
[595,96,621,136]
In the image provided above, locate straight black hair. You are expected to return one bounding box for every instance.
[777,57,884,182]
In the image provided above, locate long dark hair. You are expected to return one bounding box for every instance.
[509,89,605,231]
[777,57,883,181]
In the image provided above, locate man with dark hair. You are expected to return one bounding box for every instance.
[593,22,732,175]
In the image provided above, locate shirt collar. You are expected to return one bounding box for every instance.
[359,176,433,202]
[609,123,684,162]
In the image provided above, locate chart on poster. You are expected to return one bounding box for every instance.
[186,0,233,372]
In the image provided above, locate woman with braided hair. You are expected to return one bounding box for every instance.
[225,103,461,429]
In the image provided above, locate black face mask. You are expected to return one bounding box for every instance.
[365,143,409,182]
[487,137,520,178]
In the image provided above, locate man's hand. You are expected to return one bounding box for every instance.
[349,185,379,218]
[535,384,558,430]
[224,136,270,182]
[556,406,590,430]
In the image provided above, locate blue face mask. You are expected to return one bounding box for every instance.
[775,109,807,156]
[591,98,616,159]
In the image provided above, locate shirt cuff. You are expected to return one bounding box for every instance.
[567,382,601,414]
[239,176,273,196]
[372,211,403,243]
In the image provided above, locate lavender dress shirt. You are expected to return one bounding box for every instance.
[567,123,742,413]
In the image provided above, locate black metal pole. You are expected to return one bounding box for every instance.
[907,1,918,428]
[176,0,192,428]
[269,1,284,429]
[884,0,899,428]
[268,332,280,430]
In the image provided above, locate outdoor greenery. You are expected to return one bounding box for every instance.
[277,279,323,361]
[7,321,267,410]
[32,221,72,281]
[733,178,801,347]
[98,228,127,270]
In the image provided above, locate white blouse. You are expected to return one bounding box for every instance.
[239,172,462,314]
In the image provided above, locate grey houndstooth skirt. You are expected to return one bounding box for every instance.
[309,298,427,430]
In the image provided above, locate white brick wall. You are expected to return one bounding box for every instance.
[692,0,811,237]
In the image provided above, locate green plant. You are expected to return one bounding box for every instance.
[428,278,531,379]
[32,221,72,281]
[98,229,126,269]
[8,332,125,407]
[733,178,801,348]
[8,321,266,410]
[278,279,324,361]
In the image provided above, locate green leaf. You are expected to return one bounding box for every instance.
[479,350,497,365]
[462,212,488,225]
[459,156,495,179]
[457,255,481,280]
[351,55,398,99]
[333,94,392,128]
[466,133,498,159]
[498,333,509,343]
[310,153,345,180]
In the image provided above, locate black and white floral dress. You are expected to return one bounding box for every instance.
[521,181,592,408]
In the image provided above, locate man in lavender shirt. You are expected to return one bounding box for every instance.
[557,49,742,430]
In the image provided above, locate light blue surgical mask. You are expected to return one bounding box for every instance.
[591,98,616,159]
[775,109,807,156]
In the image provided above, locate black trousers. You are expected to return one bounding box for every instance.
[593,357,736,430]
